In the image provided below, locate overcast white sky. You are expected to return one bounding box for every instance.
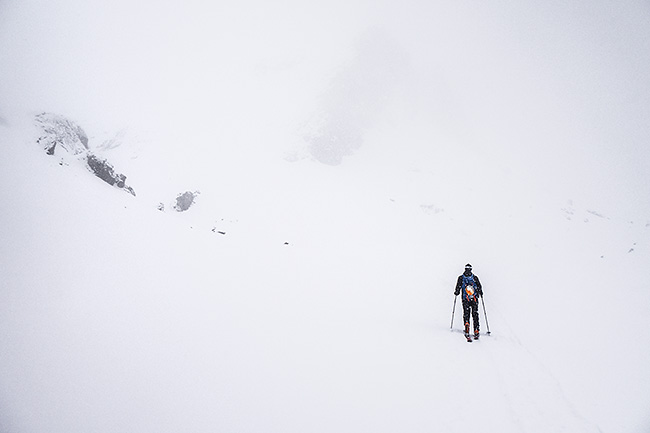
[1,0,649,216]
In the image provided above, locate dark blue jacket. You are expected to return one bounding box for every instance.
[454,272,483,301]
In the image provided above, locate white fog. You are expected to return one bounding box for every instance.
[1,1,649,432]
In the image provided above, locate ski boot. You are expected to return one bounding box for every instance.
[474,330,480,340]
[464,323,472,342]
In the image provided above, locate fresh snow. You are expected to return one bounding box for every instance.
[1,112,649,432]
[1,1,650,433]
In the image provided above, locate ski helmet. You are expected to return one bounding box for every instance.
[465,263,472,271]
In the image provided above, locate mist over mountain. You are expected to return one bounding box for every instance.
[2,1,648,213]
[1,1,650,432]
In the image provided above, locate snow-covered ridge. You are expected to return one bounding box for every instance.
[35,112,89,155]
[34,112,136,196]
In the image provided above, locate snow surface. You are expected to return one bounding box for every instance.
[2,1,650,432]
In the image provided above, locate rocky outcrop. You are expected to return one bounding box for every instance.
[86,154,136,196]
[35,112,89,155]
[35,113,135,196]
[174,191,200,212]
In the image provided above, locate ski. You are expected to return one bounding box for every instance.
[465,335,472,343]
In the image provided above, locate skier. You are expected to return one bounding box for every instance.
[454,263,483,340]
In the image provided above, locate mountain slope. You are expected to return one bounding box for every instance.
[2,116,649,433]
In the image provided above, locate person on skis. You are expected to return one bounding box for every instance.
[454,263,483,339]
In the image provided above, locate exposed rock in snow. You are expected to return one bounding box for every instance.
[174,191,200,212]
[35,112,89,155]
[86,153,136,196]
[34,113,135,195]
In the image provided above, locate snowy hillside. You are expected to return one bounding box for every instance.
[2,1,650,433]
[2,109,649,432]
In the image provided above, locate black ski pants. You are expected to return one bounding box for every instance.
[462,299,480,332]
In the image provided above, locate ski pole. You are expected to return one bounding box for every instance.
[481,295,491,335]
[450,294,457,330]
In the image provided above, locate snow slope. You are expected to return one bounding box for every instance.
[2,1,650,432]
[1,110,649,433]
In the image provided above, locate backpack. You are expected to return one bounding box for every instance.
[461,274,478,302]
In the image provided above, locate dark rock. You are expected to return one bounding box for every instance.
[86,153,136,196]
[174,191,199,212]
